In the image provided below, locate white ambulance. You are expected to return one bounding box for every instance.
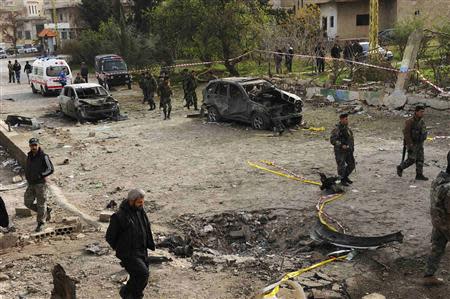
[30,57,72,96]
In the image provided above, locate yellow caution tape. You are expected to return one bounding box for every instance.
[317,193,344,232]
[260,255,348,298]
[247,161,321,186]
[302,127,326,132]
[426,137,434,142]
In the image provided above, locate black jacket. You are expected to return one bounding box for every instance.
[0,197,9,228]
[106,200,156,259]
[25,148,54,185]
[80,65,89,76]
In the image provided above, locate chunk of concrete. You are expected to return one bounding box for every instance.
[99,210,114,223]
[0,232,18,249]
[12,175,23,183]
[362,293,386,299]
[62,217,80,225]
[383,90,407,109]
[312,289,342,299]
[15,206,32,217]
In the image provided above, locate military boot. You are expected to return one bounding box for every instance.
[416,174,429,181]
[35,222,45,232]
[396,165,403,177]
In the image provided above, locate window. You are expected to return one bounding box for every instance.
[17,31,23,39]
[46,66,68,77]
[207,82,218,94]
[230,84,244,99]
[356,14,369,26]
[61,31,67,40]
[25,31,31,40]
[217,83,228,96]
[59,14,63,22]
[330,16,334,28]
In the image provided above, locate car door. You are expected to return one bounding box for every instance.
[59,87,71,114]
[228,83,248,120]
[213,82,229,117]
[67,87,78,117]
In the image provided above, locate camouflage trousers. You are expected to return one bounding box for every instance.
[334,149,355,178]
[400,144,424,174]
[160,97,172,118]
[425,227,449,276]
[24,183,48,224]
[185,91,198,109]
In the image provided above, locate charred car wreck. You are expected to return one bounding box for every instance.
[202,78,303,131]
[58,83,120,123]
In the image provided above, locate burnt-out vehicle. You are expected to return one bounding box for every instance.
[58,83,120,122]
[202,77,303,130]
[95,54,132,89]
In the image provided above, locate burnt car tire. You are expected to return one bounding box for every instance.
[251,112,270,130]
[207,106,221,122]
[31,84,37,94]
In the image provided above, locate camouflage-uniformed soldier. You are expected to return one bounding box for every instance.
[145,72,158,111]
[185,70,198,110]
[157,77,173,120]
[138,73,149,104]
[397,105,428,180]
[181,69,190,108]
[330,113,355,186]
[423,151,450,286]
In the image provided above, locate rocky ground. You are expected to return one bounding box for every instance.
[0,58,450,299]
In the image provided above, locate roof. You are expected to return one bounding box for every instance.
[66,83,103,89]
[220,77,260,83]
[38,28,57,38]
[95,54,123,60]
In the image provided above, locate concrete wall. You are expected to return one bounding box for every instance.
[319,2,338,39]
[336,1,370,39]
[397,0,450,26]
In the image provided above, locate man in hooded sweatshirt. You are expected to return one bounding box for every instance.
[106,189,156,299]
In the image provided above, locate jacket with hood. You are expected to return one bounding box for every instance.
[106,199,156,259]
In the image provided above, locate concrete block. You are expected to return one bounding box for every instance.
[99,210,114,223]
[312,289,342,299]
[62,216,80,225]
[15,206,32,217]
[0,233,18,250]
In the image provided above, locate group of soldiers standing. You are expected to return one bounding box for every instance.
[138,69,199,120]
[330,105,450,286]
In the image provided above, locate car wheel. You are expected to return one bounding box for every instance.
[207,106,221,122]
[31,84,37,94]
[40,86,48,96]
[251,112,270,130]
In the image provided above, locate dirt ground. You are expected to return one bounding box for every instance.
[1,60,450,299]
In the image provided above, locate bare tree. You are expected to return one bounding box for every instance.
[0,10,23,54]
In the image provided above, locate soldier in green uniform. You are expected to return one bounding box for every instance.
[157,76,173,120]
[330,113,355,186]
[145,72,158,111]
[138,72,149,104]
[423,151,450,286]
[397,105,428,180]
[182,69,190,108]
[186,70,198,110]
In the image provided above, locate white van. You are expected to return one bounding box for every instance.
[30,57,72,96]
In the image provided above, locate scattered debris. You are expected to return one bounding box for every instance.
[85,242,109,256]
[362,293,386,299]
[106,200,118,210]
[12,175,23,183]
[99,210,114,222]
[5,115,41,130]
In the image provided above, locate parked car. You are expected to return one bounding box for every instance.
[202,77,303,130]
[58,83,120,122]
[0,50,7,59]
[23,44,38,53]
[95,54,132,89]
[359,42,394,61]
[379,29,395,46]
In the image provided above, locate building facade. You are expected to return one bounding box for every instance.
[305,0,450,40]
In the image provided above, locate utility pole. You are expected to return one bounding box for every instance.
[51,0,59,52]
[369,0,379,56]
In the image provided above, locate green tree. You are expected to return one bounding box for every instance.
[131,0,159,33]
[150,0,269,75]
[392,17,425,57]
[78,0,113,30]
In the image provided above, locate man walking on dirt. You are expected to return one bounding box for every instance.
[186,70,199,110]
[8,61,15,83]
[13,60,21,84]
[397,105,428,181]
[274,49,283,74]
[24,61,32,84]
[157,76,173,120]
[145,72,157,111]
[423,150,450,286]
[330,113,355,186]
[24,138,54,232]
[106,189,156,299]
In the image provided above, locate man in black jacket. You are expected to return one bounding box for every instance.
[106,189,156,299]
[24,138,54,232]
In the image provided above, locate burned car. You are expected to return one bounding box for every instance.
[202,78,303,130]
[58,83,120,122]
